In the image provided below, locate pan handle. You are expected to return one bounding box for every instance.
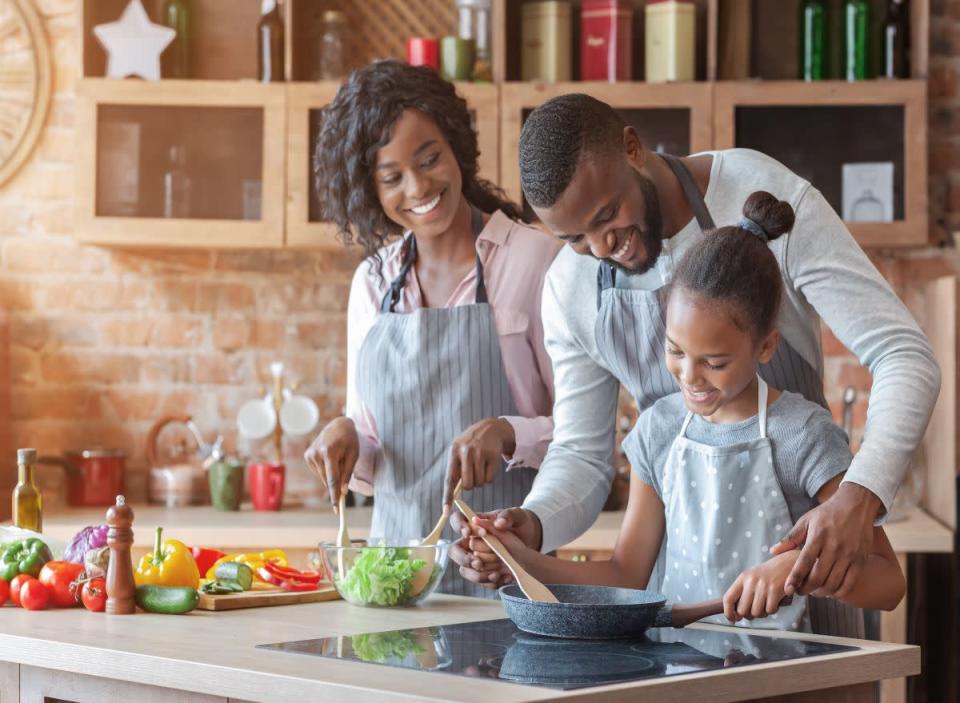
[655,598,725,628]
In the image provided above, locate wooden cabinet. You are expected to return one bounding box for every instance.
[76,79,286,248]
[714,80,928,248]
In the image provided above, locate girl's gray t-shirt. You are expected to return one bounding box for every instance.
[622,390,852,523]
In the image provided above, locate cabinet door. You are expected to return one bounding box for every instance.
[0,661,18,702]
[19,665,226,703]
[76,79,286,248]
[714,80,927,248]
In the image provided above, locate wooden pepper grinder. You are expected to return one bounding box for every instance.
[105,494,136,614]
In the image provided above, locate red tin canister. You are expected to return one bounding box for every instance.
[580,0,633,81]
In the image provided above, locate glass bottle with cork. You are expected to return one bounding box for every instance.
[12,448,42,533]
[881,0,909,79]
[843,0,871,81]
[258,0,285,82]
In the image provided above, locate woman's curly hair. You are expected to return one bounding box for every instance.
[313,60,524,278]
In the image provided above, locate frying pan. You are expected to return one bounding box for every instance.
[499,584,725,639]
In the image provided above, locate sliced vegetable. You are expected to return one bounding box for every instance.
[19,578,48,611]
[199,580,245,595]
[256,567,320,592]
[263,560,322,584]
[335,547,425,607]
[205,550,287,582]
[135,585,199,614]
[190,547,226,577]
[0,538,53,581]
[63,525,109,564]
[214,562,253,590]
[134,528,200,589]
[81,578,106,612]
[38,561,85,608]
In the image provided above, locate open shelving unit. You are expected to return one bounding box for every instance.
[75,0,931,251]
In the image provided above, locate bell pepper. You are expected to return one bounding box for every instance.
[0,538,53,581]
[190,547,226,577]
[205,550,288,582]
[264,560,322,584]
[134,527,200,589]
[256,566,319,592]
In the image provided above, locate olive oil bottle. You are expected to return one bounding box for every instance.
[12,448,42,532]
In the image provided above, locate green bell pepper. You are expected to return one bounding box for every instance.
[0,538,53,581]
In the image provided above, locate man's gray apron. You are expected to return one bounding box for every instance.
[356,208,536,598]
[594,154,863,637]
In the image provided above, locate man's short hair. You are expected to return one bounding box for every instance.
[519,94,626,208]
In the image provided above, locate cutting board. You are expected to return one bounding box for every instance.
[197,584,340,611]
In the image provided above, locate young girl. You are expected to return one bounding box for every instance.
[475,191,904,633]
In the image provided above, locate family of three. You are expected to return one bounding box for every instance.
[305,59,940,636]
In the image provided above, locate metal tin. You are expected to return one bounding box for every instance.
[521,1,572,82]
[581,0,633,81]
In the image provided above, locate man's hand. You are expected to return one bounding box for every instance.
[443,417,517,508]
[771,482,882,598]
[448,506,541,588]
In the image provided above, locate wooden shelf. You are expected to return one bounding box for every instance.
[76,79,286,248]
[500,81,713,205]
[286,81,500,248]
[714,80,927,248]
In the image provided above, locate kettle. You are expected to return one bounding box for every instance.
[146,415,222,508]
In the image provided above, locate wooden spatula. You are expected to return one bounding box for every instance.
[408,492,453,597]
[453,483,558,603]
[336,490,350,576]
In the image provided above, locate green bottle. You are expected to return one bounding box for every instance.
[162,0,191,79]
[843,0,871,81]
[799,0,827,81]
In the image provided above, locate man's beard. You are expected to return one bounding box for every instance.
[602,172,664,276]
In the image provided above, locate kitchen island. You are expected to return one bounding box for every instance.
[0,594,918,703]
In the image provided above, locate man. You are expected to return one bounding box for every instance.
[450,94,939,633]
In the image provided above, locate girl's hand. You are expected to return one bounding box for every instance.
[303,416,360,508]
[443,417,517,508]
[723,551,799,623]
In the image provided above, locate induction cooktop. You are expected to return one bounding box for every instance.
[257,619,857,691]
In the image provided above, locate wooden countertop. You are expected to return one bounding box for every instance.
[34,504,953,554]
[0,595,919,702]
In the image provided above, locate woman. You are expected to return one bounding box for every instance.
[305,60,560,596]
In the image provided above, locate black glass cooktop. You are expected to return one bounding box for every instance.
[257,619,856,691]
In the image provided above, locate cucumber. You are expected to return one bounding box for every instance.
[200,580,245,595]
[215,562,253,590]
[135,585,200,614]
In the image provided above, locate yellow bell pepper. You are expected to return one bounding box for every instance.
[205,549,288,582]
[134,527,201,589]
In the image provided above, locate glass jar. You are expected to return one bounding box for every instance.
[318,10,348,80]
[456,0,492,81]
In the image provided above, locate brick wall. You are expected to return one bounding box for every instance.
[1,1,958,516]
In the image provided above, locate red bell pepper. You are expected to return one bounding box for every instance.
[256,567,319,592]
[190,547,226,577]
[264,560,322,584]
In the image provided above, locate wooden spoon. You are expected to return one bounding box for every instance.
[336,490,350,576]
[408,492,453,597]
[453,484,559,603]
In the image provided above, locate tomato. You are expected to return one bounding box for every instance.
[0,578,8,606]
[80,578,106,612]
[10,574,32,607]
[19,578,49,611]
[38,561,84,608]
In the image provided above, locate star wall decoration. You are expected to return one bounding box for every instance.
[93,0,176,81]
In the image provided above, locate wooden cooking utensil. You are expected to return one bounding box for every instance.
[408,490,453,597]
[453,483,558,603]
[336,490,350,576]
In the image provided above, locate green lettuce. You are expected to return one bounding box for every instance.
[336,547,426,606]
[351,631,426,662]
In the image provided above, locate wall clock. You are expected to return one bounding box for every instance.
[0,0,52,187]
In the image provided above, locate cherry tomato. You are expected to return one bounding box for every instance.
[0,578,8,606]
[19,578,48,611]
[10,574,32,607]
[80,578,106,612]
[38,561,84,608]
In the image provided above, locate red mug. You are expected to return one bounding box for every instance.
[248,462,285,511]
[407,37,439,70]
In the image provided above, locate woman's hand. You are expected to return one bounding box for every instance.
[443,417,517,508]
[303,417,360,508]
[723,551,799,623]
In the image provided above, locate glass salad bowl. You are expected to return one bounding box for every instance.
[320,538,450,607]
